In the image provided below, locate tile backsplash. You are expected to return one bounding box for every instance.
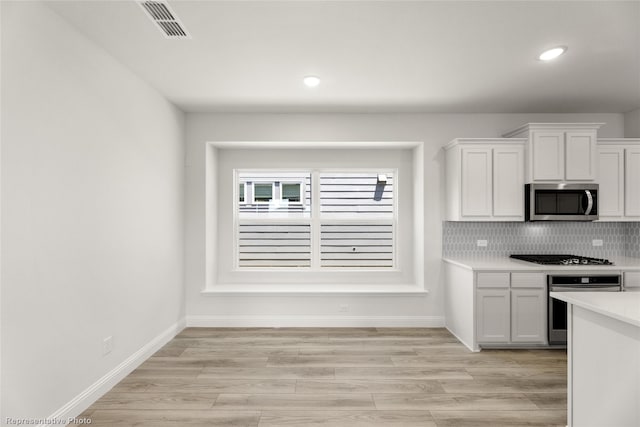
[443,221,640,260]
[627,222,640,258]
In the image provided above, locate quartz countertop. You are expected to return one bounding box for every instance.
[443,256,640,271]
[550,291,640,328]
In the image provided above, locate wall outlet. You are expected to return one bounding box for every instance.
[592,239,603,247]
[477,239,488,247]
[339,304,349,313]
[102,336,113,356]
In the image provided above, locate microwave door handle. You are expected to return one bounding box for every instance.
[584,190,593,215]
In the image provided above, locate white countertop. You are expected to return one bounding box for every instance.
[550,291,640,328]
[443,256,640,271]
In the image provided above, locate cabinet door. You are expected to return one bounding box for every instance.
[565,131,596,180]
[476,289,510,343]
[493,146,524,219]
[511,289,546,343]
[461,148,492,217]
[597,147,625,218]
[624,272,640,290]
[531,131,564,181]
[625,147,640,217]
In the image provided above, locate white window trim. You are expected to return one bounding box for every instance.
[206,141,426,293]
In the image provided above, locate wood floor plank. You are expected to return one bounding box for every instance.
[438,378,566,394]
[142,356,269,368]
[214,393,375,410]
[335,367,473,380]
[259,410,437,427]
[373,393,539,410]
[181,347,300,357]
[267,355,394,367]
[326,338,462,346]
[391,356,521,367]
[91,392,218,410]
[430,410,567,426]
[524,392,568,409]
[298,347,418,356]
[127,367,203,378]
[295,379,446,394]
[71,409,261,427]
[117,377,296,394]
[465,366,566,380]
[199,367,335,379]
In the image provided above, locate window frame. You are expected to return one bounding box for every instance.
[233,168,397,271]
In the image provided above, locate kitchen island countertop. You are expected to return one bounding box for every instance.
[550,291,640,327]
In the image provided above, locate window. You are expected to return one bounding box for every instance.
[239,183,245,203]
[281,183,302,203]
[253,183,274,203]
[235,169,395,270]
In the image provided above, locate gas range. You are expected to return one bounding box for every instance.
[510,254,614,266]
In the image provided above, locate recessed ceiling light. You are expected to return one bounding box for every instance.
[538,46,567,61]
[303,76,321,87]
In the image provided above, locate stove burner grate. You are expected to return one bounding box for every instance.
[510,254,613,266]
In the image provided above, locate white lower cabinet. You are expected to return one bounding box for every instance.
[624,272,640,291]
[511,289,546,342]
[476,289,510,343]
[476,272,546,346]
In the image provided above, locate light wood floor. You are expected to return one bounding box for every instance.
[75,328,567,426]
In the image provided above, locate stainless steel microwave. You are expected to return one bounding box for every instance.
[525,183,599,221]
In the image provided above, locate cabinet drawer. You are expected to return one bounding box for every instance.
[477,272,510,288]
[624,272,640,289]
[511,272,546,289]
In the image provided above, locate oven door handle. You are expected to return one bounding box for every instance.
[551,286,620,292]
[584,190,594,215]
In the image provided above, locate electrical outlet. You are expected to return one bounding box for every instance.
[339,304,349,313]
[477,240,488,247]
[102,336,113,356]
[592,239,603,247]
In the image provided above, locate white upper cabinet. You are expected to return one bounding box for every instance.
[445,139,525,221]
[598,139,640,221]
[493,147,525,217]
[503,123,602,182]
[626,146,640,217]
[461,148,492,217]
[531,131,564,180]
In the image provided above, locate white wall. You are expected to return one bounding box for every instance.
[625,108,640,137]
[185,113,624,326]
[1,2,184,422]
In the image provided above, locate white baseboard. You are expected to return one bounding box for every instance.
[40,318,186,427]
[186,315,444,328]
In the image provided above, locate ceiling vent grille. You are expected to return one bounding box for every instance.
[138,1,191,39]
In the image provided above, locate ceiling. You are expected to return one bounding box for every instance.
[46,0,640,113]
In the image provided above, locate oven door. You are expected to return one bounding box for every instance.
[527,183,599,221]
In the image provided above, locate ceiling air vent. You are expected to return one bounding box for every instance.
[138,1,191,39]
